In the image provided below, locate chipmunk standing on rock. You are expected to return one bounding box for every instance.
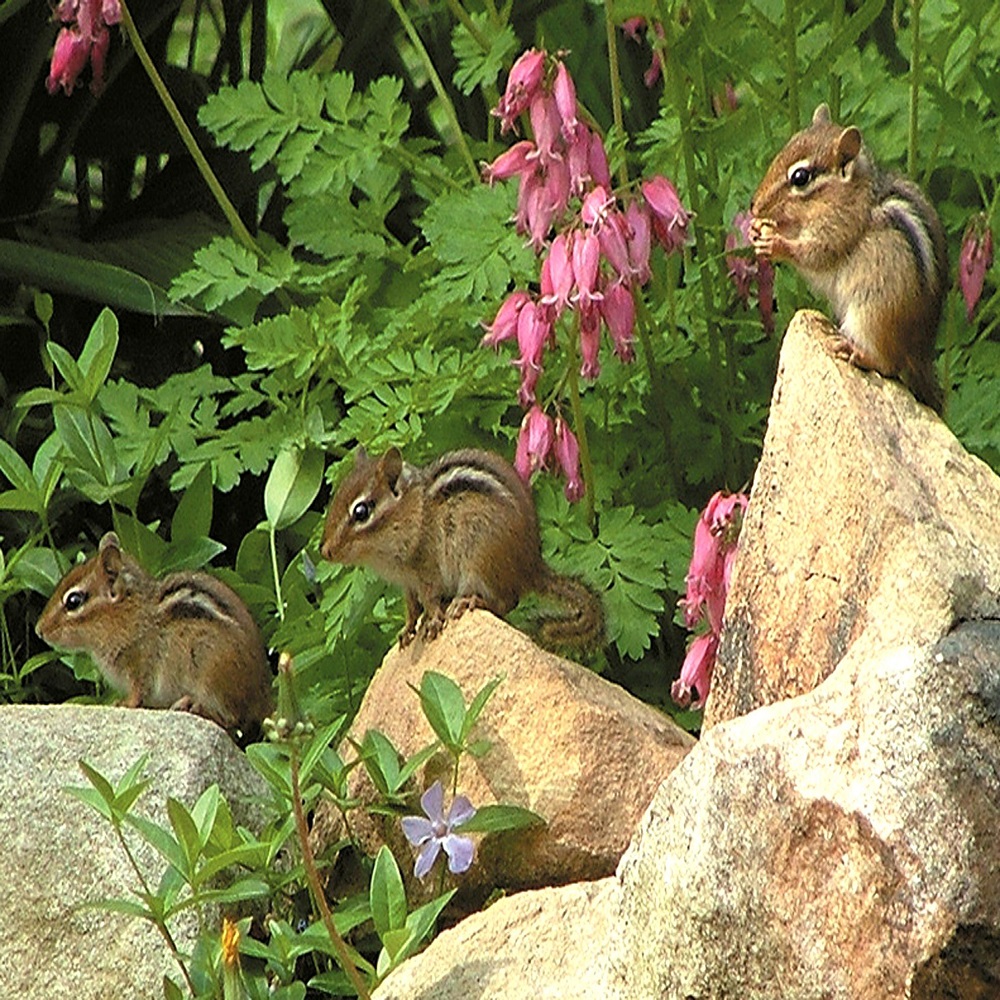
[320,447,605,653]
[36,532,273,735]
[750,103,948,412]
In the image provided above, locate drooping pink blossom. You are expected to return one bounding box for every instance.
[514,405,555,481]
[597,210,633,282]
[959,215,994,321]
[493,48,546,133]
[516,169,557,251]
[625,200,652,285]
[553,62,580,141]
[481,141,536,186]
[643,175,690,254]
[578,302,602,380]
[600,281,636,362]
[553,417,584,502]
[541,159,572,229]
[515,299,548,370]
[580,185,614,230]
[671,632,718,710]
[514,300,550,406]
[672,490,748,710]
[540,233,574,316]
[570,229,603,308]
[528,93,563,165]
[481,290,532,348]
[47,0,122,97]
[587,131,612,191]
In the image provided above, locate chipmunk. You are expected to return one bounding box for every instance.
[750,103,947,412]
[320,447,605,652]
[36,532,273,736]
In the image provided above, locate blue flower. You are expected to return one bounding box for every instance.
[401,781,476,879]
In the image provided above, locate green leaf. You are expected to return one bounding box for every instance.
[395,741,441,790]
[457,803,545,834]
[370,845,407,938]
[418,671,466,748]
[460,675,502,743]
[0,239,192,317]
[360,729,402,795]
[163,975,185,1000]
[264,447,325,530]
[191,784,221,847]
[451,16,517,95]
[126,813,186,872]
[79,308,119,403]
[171,464,214,542]
[167,797,202,876]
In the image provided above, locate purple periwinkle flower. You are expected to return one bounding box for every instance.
[401,781,476,879]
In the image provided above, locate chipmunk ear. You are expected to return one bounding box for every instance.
[380,447,404,494]
[812,103,832,126]
[98,532,126,596]
[836,126,862,172]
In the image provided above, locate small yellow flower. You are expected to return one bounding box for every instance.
[221,916,240,970]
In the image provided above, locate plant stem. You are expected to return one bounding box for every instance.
[113,824,198,995]
[117,1,266,265]
[603,0,629,190]
[387,0,480,183]
[269,526,285,623]
[443,0,491,51]
[907,0,922,177]
[290,751,372,1000]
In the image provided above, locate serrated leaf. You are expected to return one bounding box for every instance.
[451,17,517,95]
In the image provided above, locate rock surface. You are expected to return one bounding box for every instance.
[370,310,1000,999]
[706,309,1000,728]
[372,878,620,1000]
[611,621,1000,999]
[311,610,694,906]
[0,705,267,999]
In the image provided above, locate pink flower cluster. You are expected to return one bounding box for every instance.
[483,49,690,500]
[46,0,121,97]
[959,214,994,321]
[672,490,748,710]
[727,211,775,333]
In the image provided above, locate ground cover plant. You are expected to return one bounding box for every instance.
[0,0,997,994]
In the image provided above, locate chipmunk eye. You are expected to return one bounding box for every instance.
[350,499,374,524]
[789,165,815,188]
[63,589,87,612]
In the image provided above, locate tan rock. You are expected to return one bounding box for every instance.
[611,621,1000,999]
[0,705,267,1000]
[312,611,694,906]
[706,309,1000,728]
[373,878,621,1000]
